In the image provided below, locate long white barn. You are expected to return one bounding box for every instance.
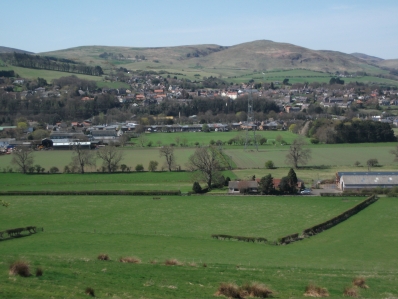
[337,172,398,191]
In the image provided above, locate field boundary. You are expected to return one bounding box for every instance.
[0,190,181,196]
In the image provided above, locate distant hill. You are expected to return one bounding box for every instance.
[376,59,398,69]
[39,40,390,75]
[0,46,33,54]
[350,52,384,63]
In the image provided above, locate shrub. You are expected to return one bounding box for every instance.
[304,284,329,297]
[49,166,59,174]
[192,182,202,193]
[353,277,369,289]
[310,138,319,144]
[164,259,183,266]
[119,257,141,264]
[35,267,43,277]
[265,160,275,169]
[240,282,273,298]
[63,165,70,173]
[120,164,127,172]
[214,283,240,298]
[343,286,359,297]
[202,262,207,268]
[148,160,158,172]
[9,261,30,277]
[224,176,231,186]
[135,164,144,172]
[85,287,95,297]
[97,253,110,261]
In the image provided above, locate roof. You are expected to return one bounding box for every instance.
[338,172,398,177]
[341,174,398,186]
[228,181,258,189]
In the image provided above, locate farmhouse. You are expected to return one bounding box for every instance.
[337,172,398,191]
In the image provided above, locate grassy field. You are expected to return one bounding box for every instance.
[0,195,397,298]
[0,171,236,193]
[0,65,129,89]
[142,131,302,147]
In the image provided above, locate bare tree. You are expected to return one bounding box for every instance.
[138,133,147,147]
[159,145,175,171]
[119,133,131,147]
[96,143,123,173]
[187,146,226,189]
[11,147,34,174]
[285,138,311,169]
[70,143,96,174]
[390,145,398,162]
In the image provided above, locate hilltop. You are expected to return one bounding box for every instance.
[0,46,33,54]
[39,40,394,75]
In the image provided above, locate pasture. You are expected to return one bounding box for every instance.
[0,195,397,298]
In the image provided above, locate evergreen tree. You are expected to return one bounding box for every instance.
[259,174,275,195]
[287,168,298,192]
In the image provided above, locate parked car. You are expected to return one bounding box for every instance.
[300,189,312,195]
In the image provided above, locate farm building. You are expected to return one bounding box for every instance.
[337,172,398,191]
[228,179,304,194]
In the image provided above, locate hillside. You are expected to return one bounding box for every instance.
[350,52,384,63]
[376,59,398,69]
[40,40,389,74]
[0,46,33,54]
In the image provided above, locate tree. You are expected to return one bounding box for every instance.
[138,134,147,147]
[148,160,158,172]
[259,174,275,195]
[49,166,59,174]
[283,78,289,85]
[135,164,144,171]
[287,168,298,193]
[285,138,312,169]
[119,134,131,147]
[278,177,292,194]
[202,124,210,132]
[187,146,226,189]
[192,182,202,193]
[265,160,275,169]
[159,146,175,172]
[11,147,34,174]
[390,145,398,162]
[70,143,96,174]
[120,164,128,172]
[96,143,123,173]
[367,158,379,171]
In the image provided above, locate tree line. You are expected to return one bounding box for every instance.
[1,53,103,76]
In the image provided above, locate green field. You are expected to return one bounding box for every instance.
[1,195,397,298]
[0,65,129,89]
[0,171,235,193]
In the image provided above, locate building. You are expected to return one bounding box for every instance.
[337,172,398,191]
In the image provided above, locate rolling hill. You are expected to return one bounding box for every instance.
[39,40,392,74]
[0,46,33,54]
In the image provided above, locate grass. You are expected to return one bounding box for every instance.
[0,171,236,193]
[1,196,397,297]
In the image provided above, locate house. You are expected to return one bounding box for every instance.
[336,172,398,191]
[228,181,258,194]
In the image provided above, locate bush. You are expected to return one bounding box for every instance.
[49,166,59,174]
[9,261,30,277]
[164,259,183,266]
[119,257,141,264]
[97,253,110,261]
[192,182,202,193]
[85,287,95,297]
[35,267,43,277]
[224,176,231,186]
[215,283,241,298]
[63,165,70,173]
[304,284,329,297]
[265,160,275,169]
[343,286,359,297]
[353,277,369,289]
[310,138,319,144]
[148,160,158,172]
[135,164,144,171]
[240,282,273,298]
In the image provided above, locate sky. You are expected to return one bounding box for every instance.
[1,0,397,59]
